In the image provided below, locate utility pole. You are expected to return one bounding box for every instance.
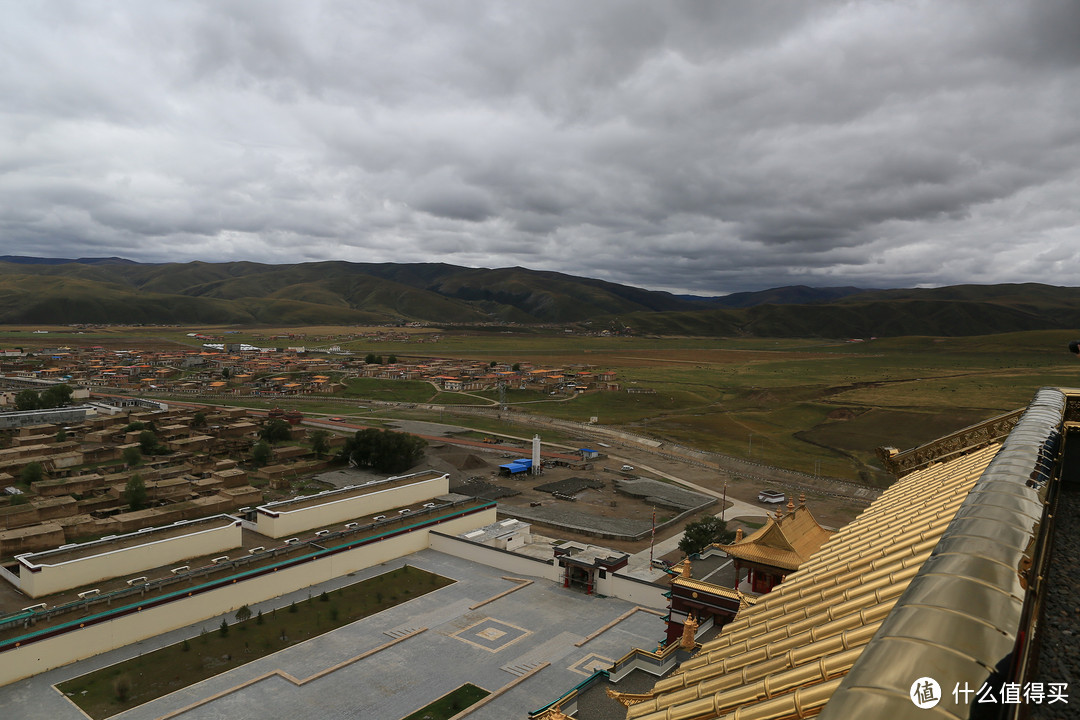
[649,507,656,567]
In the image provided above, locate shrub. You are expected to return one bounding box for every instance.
[113,674,132,702]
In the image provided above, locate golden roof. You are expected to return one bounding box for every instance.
[625,441,1003,720]
[717,503,834,571]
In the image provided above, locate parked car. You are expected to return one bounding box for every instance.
[651,559,672,569]
[621,464,635,472]
[757,490,786,504]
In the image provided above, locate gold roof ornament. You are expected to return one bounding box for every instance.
[606,688,654,707]
[680,611,699,649]
[680,558,692,579]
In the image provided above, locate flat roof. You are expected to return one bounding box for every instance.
[17,515,240,567]
[257,470,446,515]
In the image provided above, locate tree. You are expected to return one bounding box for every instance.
[192,411,207,428]
[235,605,252,624]
[678,516,736,557]
[14,389,39,411]
[364,353,378,364]
[123,474,148,511]
[138,430,158,455]
[512,363,521,371]
[19,461,43,487]
[342,428,427,474]
[221,367,231,379]
[252,440,273,467]
[40,383,73,408]
[113,674,132,702]
[490,360,497,367]
[122,446,143,468]
[124,421,146,433]
[259,418,292,444]
[387,354,397,364]
[309,429,330,458]
[55,427,67,442]
[219,618,229,637]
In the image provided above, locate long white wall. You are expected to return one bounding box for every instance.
[429,532,668,609]
[19,520,242,598]
[256,474,449,538]
[0,507,494,687]
[599,573,668,609]
[429,531,557,581]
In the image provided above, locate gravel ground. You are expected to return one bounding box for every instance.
[615,477,715,511]
[1030,485,1080,720]
[501,504,653,538]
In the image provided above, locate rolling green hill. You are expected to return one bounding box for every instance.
[1,259,1079,337]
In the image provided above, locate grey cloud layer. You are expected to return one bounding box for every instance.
[1,0,1077,293]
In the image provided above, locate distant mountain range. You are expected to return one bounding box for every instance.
[1,256,1078,337]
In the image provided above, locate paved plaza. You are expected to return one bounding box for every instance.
[0,549,665,720]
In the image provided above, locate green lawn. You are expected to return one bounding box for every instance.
[57,566,453,719]
[400,683,490,720]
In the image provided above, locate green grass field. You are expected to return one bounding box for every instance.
[22,325,1078,484]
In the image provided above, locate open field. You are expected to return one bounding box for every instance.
[7,325,1076,484]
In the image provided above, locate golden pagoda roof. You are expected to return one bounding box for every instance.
[717,503,834,571]
[625,441,1004,720]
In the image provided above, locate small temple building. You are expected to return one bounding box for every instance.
[662,495,834,646]
[719,494,835,595]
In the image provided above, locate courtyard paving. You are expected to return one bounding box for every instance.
[0,549,664,720]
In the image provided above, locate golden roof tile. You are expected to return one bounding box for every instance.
[626,441,1003,720]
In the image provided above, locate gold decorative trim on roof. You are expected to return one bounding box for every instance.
[820,387,1066,720]
[670,577,745,601]
[876,407,1023,477]
[626,438,1004,720]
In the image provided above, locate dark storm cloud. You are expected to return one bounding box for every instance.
[0,1,1077,293]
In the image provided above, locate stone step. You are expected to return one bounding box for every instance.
[384,626,421,639]
[502,661,544,677]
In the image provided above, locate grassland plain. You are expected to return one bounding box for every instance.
[9,325,1077,484]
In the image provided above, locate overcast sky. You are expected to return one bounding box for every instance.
[1,1,1078,295]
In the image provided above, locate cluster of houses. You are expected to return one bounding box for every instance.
[0,345,621,398]
[0,405,343,559]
